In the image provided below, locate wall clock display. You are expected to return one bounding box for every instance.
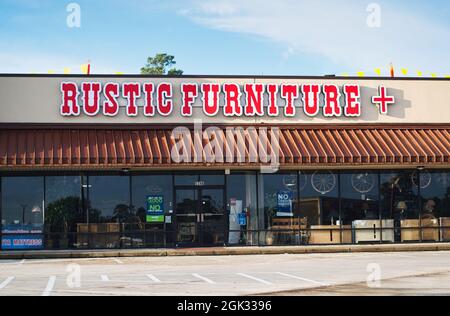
[436,172,450,187]
[351,172,376,193]
[282,174,297,191]
[311,171,336,195]
[298,172,308,191]
[411,170,432,189]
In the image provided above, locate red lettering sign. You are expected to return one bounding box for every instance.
[59,81,396,118]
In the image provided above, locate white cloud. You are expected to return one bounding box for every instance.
[179,0,450,73]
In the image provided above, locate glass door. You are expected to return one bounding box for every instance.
[199,188,226,245]
[175,187,227,247]
[175,189,199,245]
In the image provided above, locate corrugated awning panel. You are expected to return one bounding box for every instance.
[0,127,448,168]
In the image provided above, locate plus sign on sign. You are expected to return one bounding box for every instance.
[372,86,396,114]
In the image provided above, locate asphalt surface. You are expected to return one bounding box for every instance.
[1,251,450,296]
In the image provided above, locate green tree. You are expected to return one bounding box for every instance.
[141,53,184,75]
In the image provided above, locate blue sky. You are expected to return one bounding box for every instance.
[0,0,449,76]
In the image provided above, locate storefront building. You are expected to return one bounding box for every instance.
[0,75,449,250]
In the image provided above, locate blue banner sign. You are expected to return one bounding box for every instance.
[2,234,44,250]
[1,224,44,250]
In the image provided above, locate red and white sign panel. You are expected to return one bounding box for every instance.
[60,82,395,118]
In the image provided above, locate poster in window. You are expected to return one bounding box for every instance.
[146,195,164,223]
[277,191,293,217]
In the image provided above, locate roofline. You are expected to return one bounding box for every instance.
[0,123,448,130]
[0,73,449,81]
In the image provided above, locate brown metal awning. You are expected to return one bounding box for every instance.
[0,125,449,169]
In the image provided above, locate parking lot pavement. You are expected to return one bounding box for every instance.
[1,251,450,296]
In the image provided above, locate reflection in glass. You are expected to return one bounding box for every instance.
[1,177,44,250]
[45,176,83,249]
[2,177,44,229]
[131,175,174,247]
[341,172,379,223]
[258,173,301,245]
[380,171,418,242]
[86,176,130,249]
[301,172,339,226]
[419,171,450,242]
[341,172,388,244]
[227,173,257,245]
[88,176,130,223]
[301,172,343,245]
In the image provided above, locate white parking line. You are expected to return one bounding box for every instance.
[100,275,110,282]
[112,258,123,264]
[147,274,161,283]
[42,276,56,296]
[192,273,216,284]
[276,272,329,286]
[237,273,273,285]
[387,253,417,259]
[18,259,26,265]
[0,277,15,290]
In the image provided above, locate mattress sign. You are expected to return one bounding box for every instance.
[60,82,395,118]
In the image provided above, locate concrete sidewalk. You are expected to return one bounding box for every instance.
[1,243,450,259]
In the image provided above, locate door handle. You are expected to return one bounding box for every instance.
[201,214,205,222]
[197,214,201,222]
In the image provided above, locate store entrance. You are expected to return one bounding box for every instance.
[175,186,227,247]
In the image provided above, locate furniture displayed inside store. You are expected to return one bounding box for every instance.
[440,217,450,241]
[352,219,395,243]
[401,218,440,242]
[76,223,121,249]
[269,217,308,244]
[309,225,352,244]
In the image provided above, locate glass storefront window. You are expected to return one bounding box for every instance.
[380,170,418,243]
[258,173,300,245]
[300,171,339,225]
[131,175,174,247]
[419,171,450,218]
[45,176,84,249]
[86,175,130,249]
[1,177,44,250]
[300,171,342,245]
[341,172,379,222]
[226,173,257,245]
[418,171,450,242]
[341,172,384,244]
[1,169,449,251]
[380,171,418,220]
[88,175,130,223]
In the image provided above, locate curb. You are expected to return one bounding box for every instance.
[1,243,450,260]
